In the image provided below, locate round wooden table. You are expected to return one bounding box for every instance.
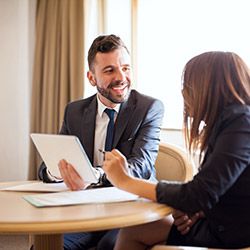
[0,182,172,250]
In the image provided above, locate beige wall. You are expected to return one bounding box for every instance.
[160,128,184,148]
[0,0,36,181]
[0,0,185,181]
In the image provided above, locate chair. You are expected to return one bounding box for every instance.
[155,142,194,182]
[150,246,250,250]
[150,142,194,250]
[151,246,216,250]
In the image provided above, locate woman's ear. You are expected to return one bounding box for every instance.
[87,71,96,86]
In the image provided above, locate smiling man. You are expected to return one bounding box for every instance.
[38,34,164,250]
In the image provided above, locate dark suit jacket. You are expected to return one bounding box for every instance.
[39,90,164,183]
[156,104,250,248]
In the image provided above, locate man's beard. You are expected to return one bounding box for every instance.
[97,81,131,104]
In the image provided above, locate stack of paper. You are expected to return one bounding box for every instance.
[23,187,138,207]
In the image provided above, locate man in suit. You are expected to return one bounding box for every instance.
[38,34,164,250]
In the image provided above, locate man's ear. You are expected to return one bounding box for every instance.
[87,71,96,86]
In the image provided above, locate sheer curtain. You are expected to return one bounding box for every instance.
[29,0,84,179]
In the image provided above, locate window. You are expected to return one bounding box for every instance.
[84,0,250,128]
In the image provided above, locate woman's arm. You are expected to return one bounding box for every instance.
[103,149,157,201]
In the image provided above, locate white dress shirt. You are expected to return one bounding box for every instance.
[93,96,120,167]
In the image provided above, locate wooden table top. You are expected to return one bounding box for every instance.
[0,181,172,234]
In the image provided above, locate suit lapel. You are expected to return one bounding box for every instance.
[113,93,135,147]
[80,96,97,164]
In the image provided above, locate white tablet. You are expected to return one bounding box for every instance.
[30,133,98,184]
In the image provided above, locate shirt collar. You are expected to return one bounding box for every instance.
[97,95,120,117]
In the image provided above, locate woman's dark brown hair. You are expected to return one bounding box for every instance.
[182,51,250,160]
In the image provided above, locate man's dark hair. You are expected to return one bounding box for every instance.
[87,34,129,71]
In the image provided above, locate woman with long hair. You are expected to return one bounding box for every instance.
[103,51,250,249]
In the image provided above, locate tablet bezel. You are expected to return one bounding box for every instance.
[30,133,98,184]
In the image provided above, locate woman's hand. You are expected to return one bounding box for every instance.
[172,209,204,235]
[103,149,130,189]
[58,159,88,191]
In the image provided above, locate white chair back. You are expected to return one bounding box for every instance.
[155,142,194,182]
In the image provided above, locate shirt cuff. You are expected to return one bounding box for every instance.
[94,166,104,181]
[45,169,63,183]
[94,166,112,187]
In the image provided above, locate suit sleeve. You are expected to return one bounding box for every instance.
[127,99,164,180]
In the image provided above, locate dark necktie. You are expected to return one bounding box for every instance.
[104,108,115,151]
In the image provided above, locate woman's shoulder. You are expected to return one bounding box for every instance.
[223,104,250,119]
[219,104,250,130]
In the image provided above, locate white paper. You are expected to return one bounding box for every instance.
[23,187,138,207]
[1,182,69,192]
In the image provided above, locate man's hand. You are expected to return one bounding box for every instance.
[172,209,204,235]
[58,159,88,191]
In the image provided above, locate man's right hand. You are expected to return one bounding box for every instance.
[172,209,204,235]
[58,159,88,191]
